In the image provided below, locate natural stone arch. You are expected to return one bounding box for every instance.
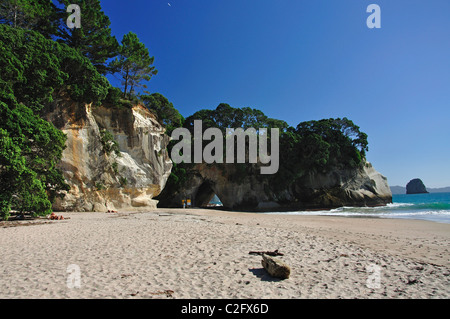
[194,181,216,207]
[156,162,392,211]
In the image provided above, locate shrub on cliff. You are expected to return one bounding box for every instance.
[141,93,184,135]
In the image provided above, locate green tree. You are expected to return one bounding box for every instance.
[0,24,110,112]
[0,24,113,219]
[57,0,119,74]
[296,118,368,169]
[184,103,288,133]
[109,32,158,98]
[0,100,68,220]
[0,0,60,38]
[141,93,183,134]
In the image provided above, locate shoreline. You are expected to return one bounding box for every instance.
[1,208,449,298]
[171,208,450,266]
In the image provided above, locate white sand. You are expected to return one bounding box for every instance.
[0,209,449,299]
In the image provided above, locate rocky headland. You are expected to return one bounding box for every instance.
[43,100,391,213]
[156,161,392,211]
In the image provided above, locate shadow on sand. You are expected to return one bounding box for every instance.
[248,268,283,282]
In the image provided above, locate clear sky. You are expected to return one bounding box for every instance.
[102,0,450,188]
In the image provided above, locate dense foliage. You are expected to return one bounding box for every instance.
[0,24,113,219]
[184,103,289,132]
[57,0,119,75]
[0,24,110,111]
[0,98,68,220]
[141,93,184,135]
[163,103,369,193]
[0,0,60,39]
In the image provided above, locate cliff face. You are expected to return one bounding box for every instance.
[44,99,172,212]
[44,99,391,212]
[157,162,392,211]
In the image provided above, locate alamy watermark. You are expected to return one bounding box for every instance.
[66,4,380,30]
[367,4,381,29]
[66,4,81,29]
[366,263,381,289]
[67,264,81,289]
[170,120,279,175]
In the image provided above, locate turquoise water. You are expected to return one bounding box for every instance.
[266,192,450,224]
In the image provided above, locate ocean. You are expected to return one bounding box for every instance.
[266,192,450,224]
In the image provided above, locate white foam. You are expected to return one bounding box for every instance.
[264,208,450,223]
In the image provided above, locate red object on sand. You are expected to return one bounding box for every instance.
[49,212,64,220]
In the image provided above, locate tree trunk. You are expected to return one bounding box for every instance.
[14,5,17,28]
[123,68,129,98]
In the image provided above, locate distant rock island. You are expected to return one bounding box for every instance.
[406,178,429,194]
[390,185,450,194]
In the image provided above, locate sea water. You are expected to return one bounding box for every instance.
[266,192,450,224]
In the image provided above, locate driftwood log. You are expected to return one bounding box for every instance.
[261,254,291,279]
[249,249,284,257]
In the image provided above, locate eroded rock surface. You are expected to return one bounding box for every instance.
[45,100,172,212]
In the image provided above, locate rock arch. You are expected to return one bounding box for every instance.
[194,181,218,207]
[156,162,393,211]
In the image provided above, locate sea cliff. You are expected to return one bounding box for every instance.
[157,161,392,211]
[44,99,172,212]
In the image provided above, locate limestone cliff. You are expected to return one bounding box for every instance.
[157,162,392,211]
[44,99,172,212]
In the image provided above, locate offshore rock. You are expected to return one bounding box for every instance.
[44,99,172,212]
[406,178,429,194]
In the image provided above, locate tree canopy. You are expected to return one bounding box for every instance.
[57,0,119,75]
[184,103,289,133]
[0,24,110,112]
[163,103,369,194]
[141,93,184,135]
[0,24,113,219]
[0,0,60,38]
[109,32,158,98]
[0,99,68,220]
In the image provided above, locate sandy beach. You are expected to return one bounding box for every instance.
[0,209,449,299]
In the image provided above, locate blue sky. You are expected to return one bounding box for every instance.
[102,0,450,188]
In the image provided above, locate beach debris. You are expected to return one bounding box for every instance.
[150,289,174,298]
[404,275,420,285]
[261,254,291,280]
[49,212,65,220]
[249,249,284,257]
